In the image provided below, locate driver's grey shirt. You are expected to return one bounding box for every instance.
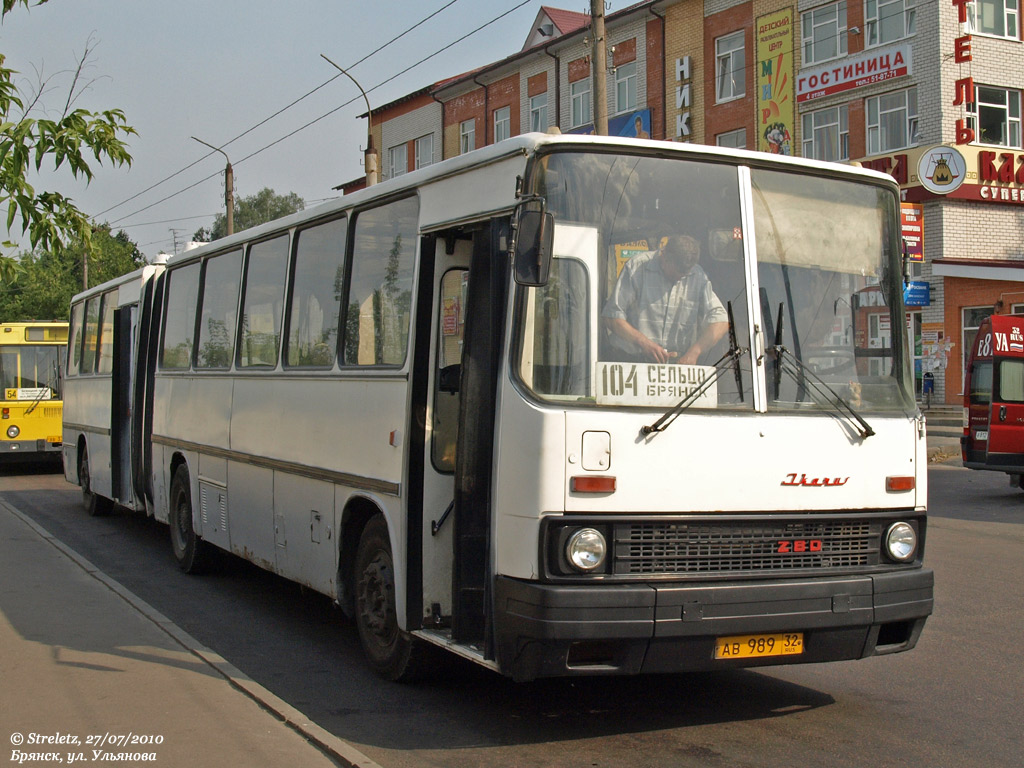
[602,250,727,359]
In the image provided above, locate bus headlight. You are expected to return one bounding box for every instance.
[566,528,607,572]
[6,425,19,439]
[885,522,917,562]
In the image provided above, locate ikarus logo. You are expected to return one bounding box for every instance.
[918,146,967,194]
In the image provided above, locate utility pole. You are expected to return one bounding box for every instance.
[192,137,234,236]
[320,54,377,187]
[591,0,609,136]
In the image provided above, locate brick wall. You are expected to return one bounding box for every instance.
[704,2,754,143]
[664,0,705,143]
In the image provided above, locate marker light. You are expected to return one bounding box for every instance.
[885,522,918,562]
[886,476,915,492]
[6,425,19,439]
[566,528,607,572]
[570,476,616,493]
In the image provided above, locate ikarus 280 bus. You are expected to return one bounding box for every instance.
[64,133,933,681]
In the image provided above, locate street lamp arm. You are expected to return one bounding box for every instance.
[320,54,373,138]
[191,136,231,167]
[191,136,234,236]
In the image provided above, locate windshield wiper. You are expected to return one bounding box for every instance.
[642,302,747,435]
[772,344,875,439]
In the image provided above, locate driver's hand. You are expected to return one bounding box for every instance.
[639,337,670,364]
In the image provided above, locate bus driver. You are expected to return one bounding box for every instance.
[602,234,729,365]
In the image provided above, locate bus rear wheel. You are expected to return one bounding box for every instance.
[79,445,111,517]
[354,515,424,681]
[169,466,212,573]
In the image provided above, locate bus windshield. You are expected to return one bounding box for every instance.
[514,150,914,413]
[0,345,62,397]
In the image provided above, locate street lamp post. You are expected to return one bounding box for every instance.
[320,54,377,187]
[192,136,234,236]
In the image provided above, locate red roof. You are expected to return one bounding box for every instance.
[542,6,590,36]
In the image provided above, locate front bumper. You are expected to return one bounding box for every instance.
[0,439,62,455]
[493,569,933,681]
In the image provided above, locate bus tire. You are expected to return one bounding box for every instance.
[354,515,424,681]
[169,466,212,574]
[79,445,112,517]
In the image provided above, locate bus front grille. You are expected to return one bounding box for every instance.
[614,520,880,575]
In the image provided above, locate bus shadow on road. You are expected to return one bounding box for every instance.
[349,658,837,751]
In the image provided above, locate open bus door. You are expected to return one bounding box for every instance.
[962,315,1024,484]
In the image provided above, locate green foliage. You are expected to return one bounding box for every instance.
[193,187,305,242]
[0,225,143,320]
[1,0,135,278]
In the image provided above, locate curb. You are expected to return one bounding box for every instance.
[1,500,384,768]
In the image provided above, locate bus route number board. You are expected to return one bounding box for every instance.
[714,632,804,660]
[7,388,50,400]
[596,362,716,407]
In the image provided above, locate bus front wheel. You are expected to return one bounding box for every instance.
[169,466,212,573]
[79,445,111,517]
[354,515,424,681]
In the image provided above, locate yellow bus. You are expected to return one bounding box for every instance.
[0,322,68,460]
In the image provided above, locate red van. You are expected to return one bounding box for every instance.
[962,314,1024,484]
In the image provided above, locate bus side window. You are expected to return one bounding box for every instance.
[343,197,419,367]
[433,269,467,472]
[67,302,84,376]
[81,295,102,374]
[97,290,117,374]
[286,217,347,368]
[161,262,201,370]
[197,249,243,369]
[239,235,289,368]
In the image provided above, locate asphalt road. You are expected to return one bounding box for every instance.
[1,458,1021,768]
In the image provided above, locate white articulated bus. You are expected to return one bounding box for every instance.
[64,264,165,515]
[64,133,932,681]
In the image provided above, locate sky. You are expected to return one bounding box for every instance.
[3,0,631,260]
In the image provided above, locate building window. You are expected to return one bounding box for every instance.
[414,135,433,169]
[716,128,747,149]
[802,105,849,161]
[614,61,637,114]
[966,0,1020,38]
[494,106,511,142]
[866,0,915,46]
[571,79,591,128]
[802,1,847,64]
[967,86,1022,147]
[459,119,475,154]
[387,144,407,179]
[530,93,548,132]
[715,31,745,103]
[866,88,918,154]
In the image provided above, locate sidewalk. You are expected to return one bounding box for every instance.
[926,426,962,463]
[0,501,381,768]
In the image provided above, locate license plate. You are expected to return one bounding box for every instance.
[976,430,988,442]
[715,632,804,660]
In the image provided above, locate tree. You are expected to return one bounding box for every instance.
[1,0,136,281]
[0,224,143,320]
[193,187,304,242]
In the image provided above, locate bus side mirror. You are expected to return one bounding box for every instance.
[513,207,554,287]
[901,238,910,286]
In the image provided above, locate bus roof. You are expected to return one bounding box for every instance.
[160,132,899,270]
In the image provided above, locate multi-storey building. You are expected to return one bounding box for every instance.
[340,0,1023,405]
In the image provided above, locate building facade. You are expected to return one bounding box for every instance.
[342,0,1024,405]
